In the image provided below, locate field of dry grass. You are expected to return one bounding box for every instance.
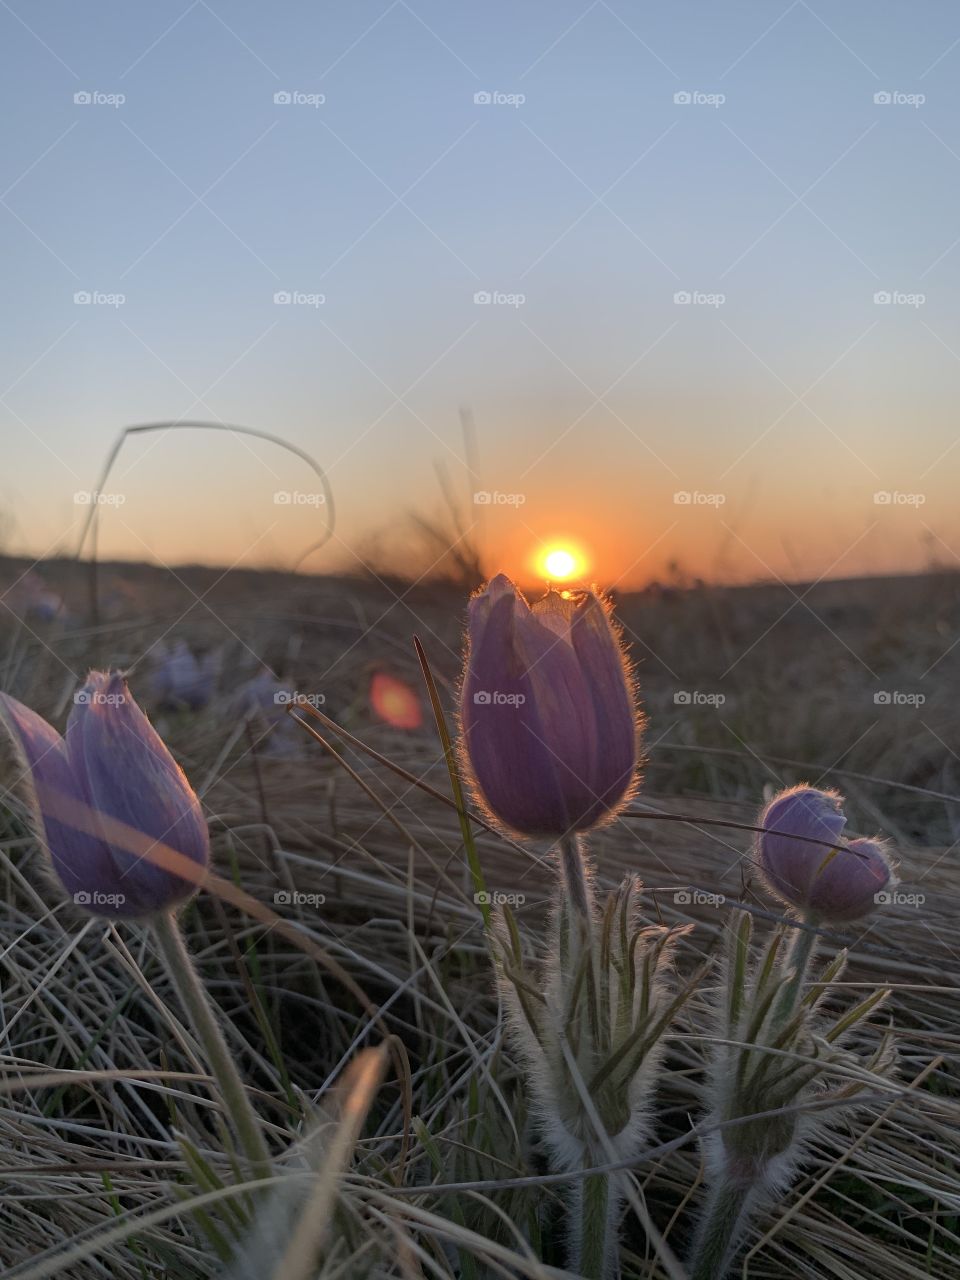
[0,555,957,1278]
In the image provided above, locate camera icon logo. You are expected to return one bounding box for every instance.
[673,491,692,505]
[273,890,292,905]
[874,890,892,904]
[874,290,892,305]
[673,290,691,304]
[874,691,891,705]
[74,291,91,305]
[874,91,892,105]
[74,91,92,105]
[274,91,292,105]
[473,490,492,504]
[474,91,492,105]
[674,91,692,105]
[674,691,692,705]
[274,290,291,305]
[74,891,91,905]
[873,491,892,505]
[473,690,492,705]
[473,290,492,305]
[674,890,691,904]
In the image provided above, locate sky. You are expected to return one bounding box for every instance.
[2,0,960,588]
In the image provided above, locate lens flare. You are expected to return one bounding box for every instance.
[370,672,422,730]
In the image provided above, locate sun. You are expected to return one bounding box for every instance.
[543,547,579,581]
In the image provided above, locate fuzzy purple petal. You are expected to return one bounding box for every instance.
[0,692,121,909]
[758,786,849,913]
[806,837,894,921]
[67,672,209,913]
[462,589,573,834]
[570,591,637,820]
[512,596,604,829]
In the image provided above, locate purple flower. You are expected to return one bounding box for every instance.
[149,640,218,712]
[757,785,895,922]
[0,671,209,917]
[460,574,637,837]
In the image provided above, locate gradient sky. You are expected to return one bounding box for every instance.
[3,0,960,587]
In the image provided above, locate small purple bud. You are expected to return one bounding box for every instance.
[757,785,895,922]
[0,672,210,917]
[460,574,637,837]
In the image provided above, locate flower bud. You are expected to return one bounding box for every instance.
[0,672,209,917]
[460,574,637,837]
[757,785,894,922]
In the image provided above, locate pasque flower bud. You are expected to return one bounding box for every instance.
[758,785,895,922]
[460,574,637,837]
[0,671,209,917]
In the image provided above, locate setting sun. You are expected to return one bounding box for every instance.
[543,547,580,580]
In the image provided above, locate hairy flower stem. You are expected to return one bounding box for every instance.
[559,831,593,924]
[154,910,272,1179]
[774,917,818,1021]
[557,834,612,1276]
[689,1178,751,1280]
[577,1169,613,1279]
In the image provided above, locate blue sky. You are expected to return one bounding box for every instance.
[2,0,960,585]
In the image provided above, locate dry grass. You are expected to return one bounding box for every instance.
[0,557,957,1278]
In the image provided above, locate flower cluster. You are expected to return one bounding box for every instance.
[458,574,900,1280]
[0,575,902,1279]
